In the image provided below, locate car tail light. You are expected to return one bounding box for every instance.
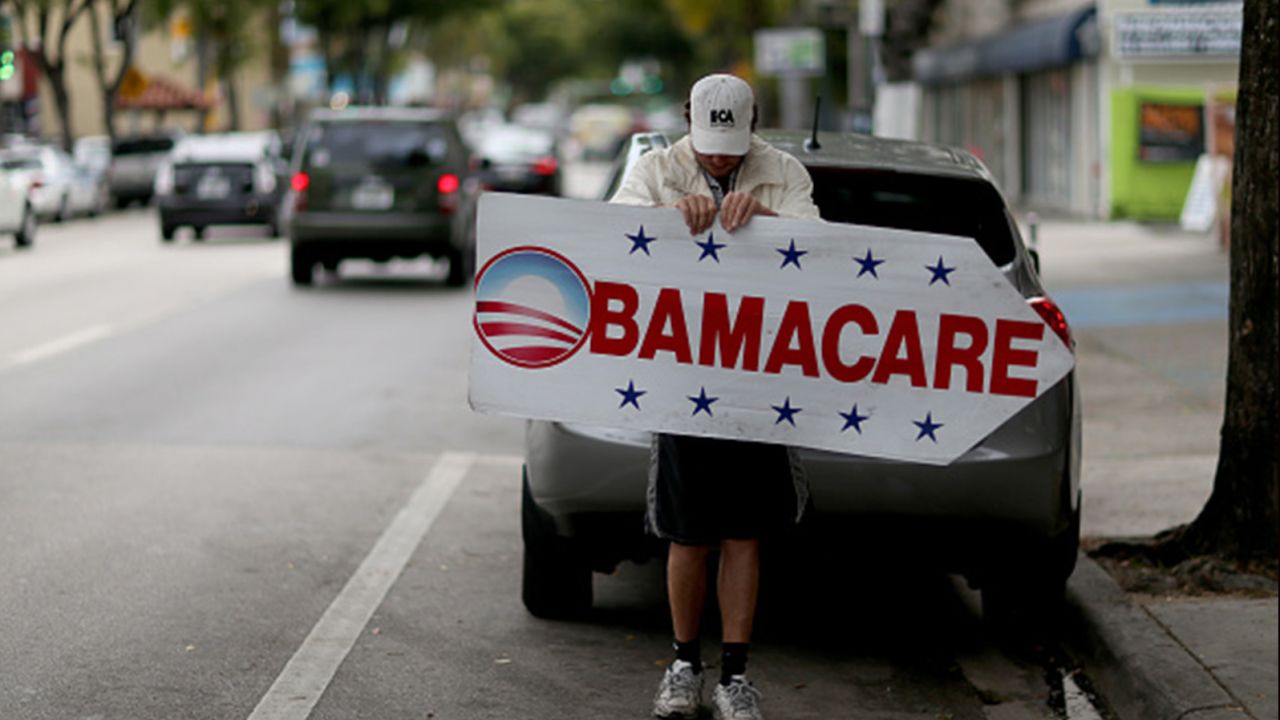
[30,175,44,189]
[291,172,309,211]
[437,173,460,194]
[1029,296,1073,351]
[437,173,460,215]
[532,156,558,176]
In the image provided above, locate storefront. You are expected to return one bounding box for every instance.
[914,5,1101,215]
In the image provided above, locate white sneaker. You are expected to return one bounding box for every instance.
[712,675,763,720]
[653,659,704,718]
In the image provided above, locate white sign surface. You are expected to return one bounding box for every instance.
[754,28,825,76]
[469,194,1074,466]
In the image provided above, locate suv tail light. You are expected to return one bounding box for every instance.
[532,156,558,176]
[291,171,309,211]
[437,173,460,215]
[1029,296,1073,351]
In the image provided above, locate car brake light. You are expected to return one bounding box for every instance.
[291,171,310,193]
[532,156,558,176]
[1029,296,1073,351]
[437,173,460,194]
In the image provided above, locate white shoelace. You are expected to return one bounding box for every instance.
[721,678,762,715]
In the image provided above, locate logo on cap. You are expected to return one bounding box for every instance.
[709,108,736,127]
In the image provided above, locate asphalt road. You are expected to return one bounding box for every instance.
[0,206,1090,720]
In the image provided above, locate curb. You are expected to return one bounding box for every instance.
[1062,554,1252,720]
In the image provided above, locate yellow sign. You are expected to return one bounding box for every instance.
[119,66,148,101]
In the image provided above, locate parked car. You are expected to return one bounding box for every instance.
[109,133,180,208]
[520,131,1081,628]
[474,123,561,196]
[0,164,36,249]
[287,106,477,287]
[153,131,286,241]
[0,145,99,221]
[567,103,636,160]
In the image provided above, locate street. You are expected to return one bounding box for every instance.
[0,194,1229,720]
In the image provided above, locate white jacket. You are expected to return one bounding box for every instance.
[610,135,821,220]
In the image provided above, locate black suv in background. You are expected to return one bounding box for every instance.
[286,107,477,286]
[154,131,286,241]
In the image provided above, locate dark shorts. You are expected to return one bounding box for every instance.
[645,433,802,546]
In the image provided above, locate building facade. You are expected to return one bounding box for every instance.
[908,0,1240,220]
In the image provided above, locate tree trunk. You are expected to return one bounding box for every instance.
[48,66,74,151]
[224,69,240,131]
[1179,0,1279,564]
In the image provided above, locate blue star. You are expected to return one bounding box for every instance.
[914,412,944,442]
[695,233,727,262]
[854,249,885,278]
[615,380,646,410]
[838,404,870,433]
[777,239,807,269]
[926,256,956,286]
[771,397,802,426]
[626,225,657,255]
[688,386,718,417]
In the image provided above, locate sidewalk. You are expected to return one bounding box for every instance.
[1026,218,1277,720]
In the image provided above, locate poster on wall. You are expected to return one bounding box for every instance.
[1138,102,1205,162]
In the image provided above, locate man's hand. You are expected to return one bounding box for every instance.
[673,195,717,235]
[720,191,776,232]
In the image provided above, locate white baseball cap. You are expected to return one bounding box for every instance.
[689,74,753,156]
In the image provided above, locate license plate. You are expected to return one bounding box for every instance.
[352,182,393,210]
[196,175,230,199]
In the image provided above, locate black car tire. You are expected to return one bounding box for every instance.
[290,246,314,286]
[980,500,1080,638]
[521,469,592,619]
[161,225,176,242]
[13,206,35,248]
[445,247,474,288]
[54,195,68,223]
[193,227,207,241]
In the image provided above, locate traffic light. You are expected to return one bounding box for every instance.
[0,50,15,82]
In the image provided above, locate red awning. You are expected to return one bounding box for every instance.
[115,75,211,111]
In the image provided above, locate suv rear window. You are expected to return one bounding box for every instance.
[304,121,455,170]
[113,137,175,155]
[808,168,1016,266]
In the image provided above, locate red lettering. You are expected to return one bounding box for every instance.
[821,304,878,383]
[990,319,1043,397]
[639,288,693,363]
[588,281,639,356]
[699,294,764,371]
[934,314,989,392]
[872,310,927,387]
[764,301,820,377]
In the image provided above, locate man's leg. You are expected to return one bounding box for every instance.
[667,542,712,642]
[717,538,759,642]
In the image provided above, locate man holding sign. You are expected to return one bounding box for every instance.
[612,73,819,720]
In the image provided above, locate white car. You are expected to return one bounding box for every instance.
[0,145,102,221]
[0,166,37,249]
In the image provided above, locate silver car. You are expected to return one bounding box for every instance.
[520,131,1081,627]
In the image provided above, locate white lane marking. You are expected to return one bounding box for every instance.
[246,451,476,720]
[1062,670,1106,720]
[8,324,114,366]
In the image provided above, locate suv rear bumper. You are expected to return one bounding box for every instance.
[291,211,462,261]
[159,195,278,227]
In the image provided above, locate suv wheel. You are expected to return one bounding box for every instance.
[161,225,176,242]
[193,226,207,241]
[445,247,474,288]
[14,206,36,248]
[981,502,1080,638]
[521,469,592,619]
[290,246,314,286]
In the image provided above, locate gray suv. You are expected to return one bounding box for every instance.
[521,131,1081,627]
[287,107,476,286]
